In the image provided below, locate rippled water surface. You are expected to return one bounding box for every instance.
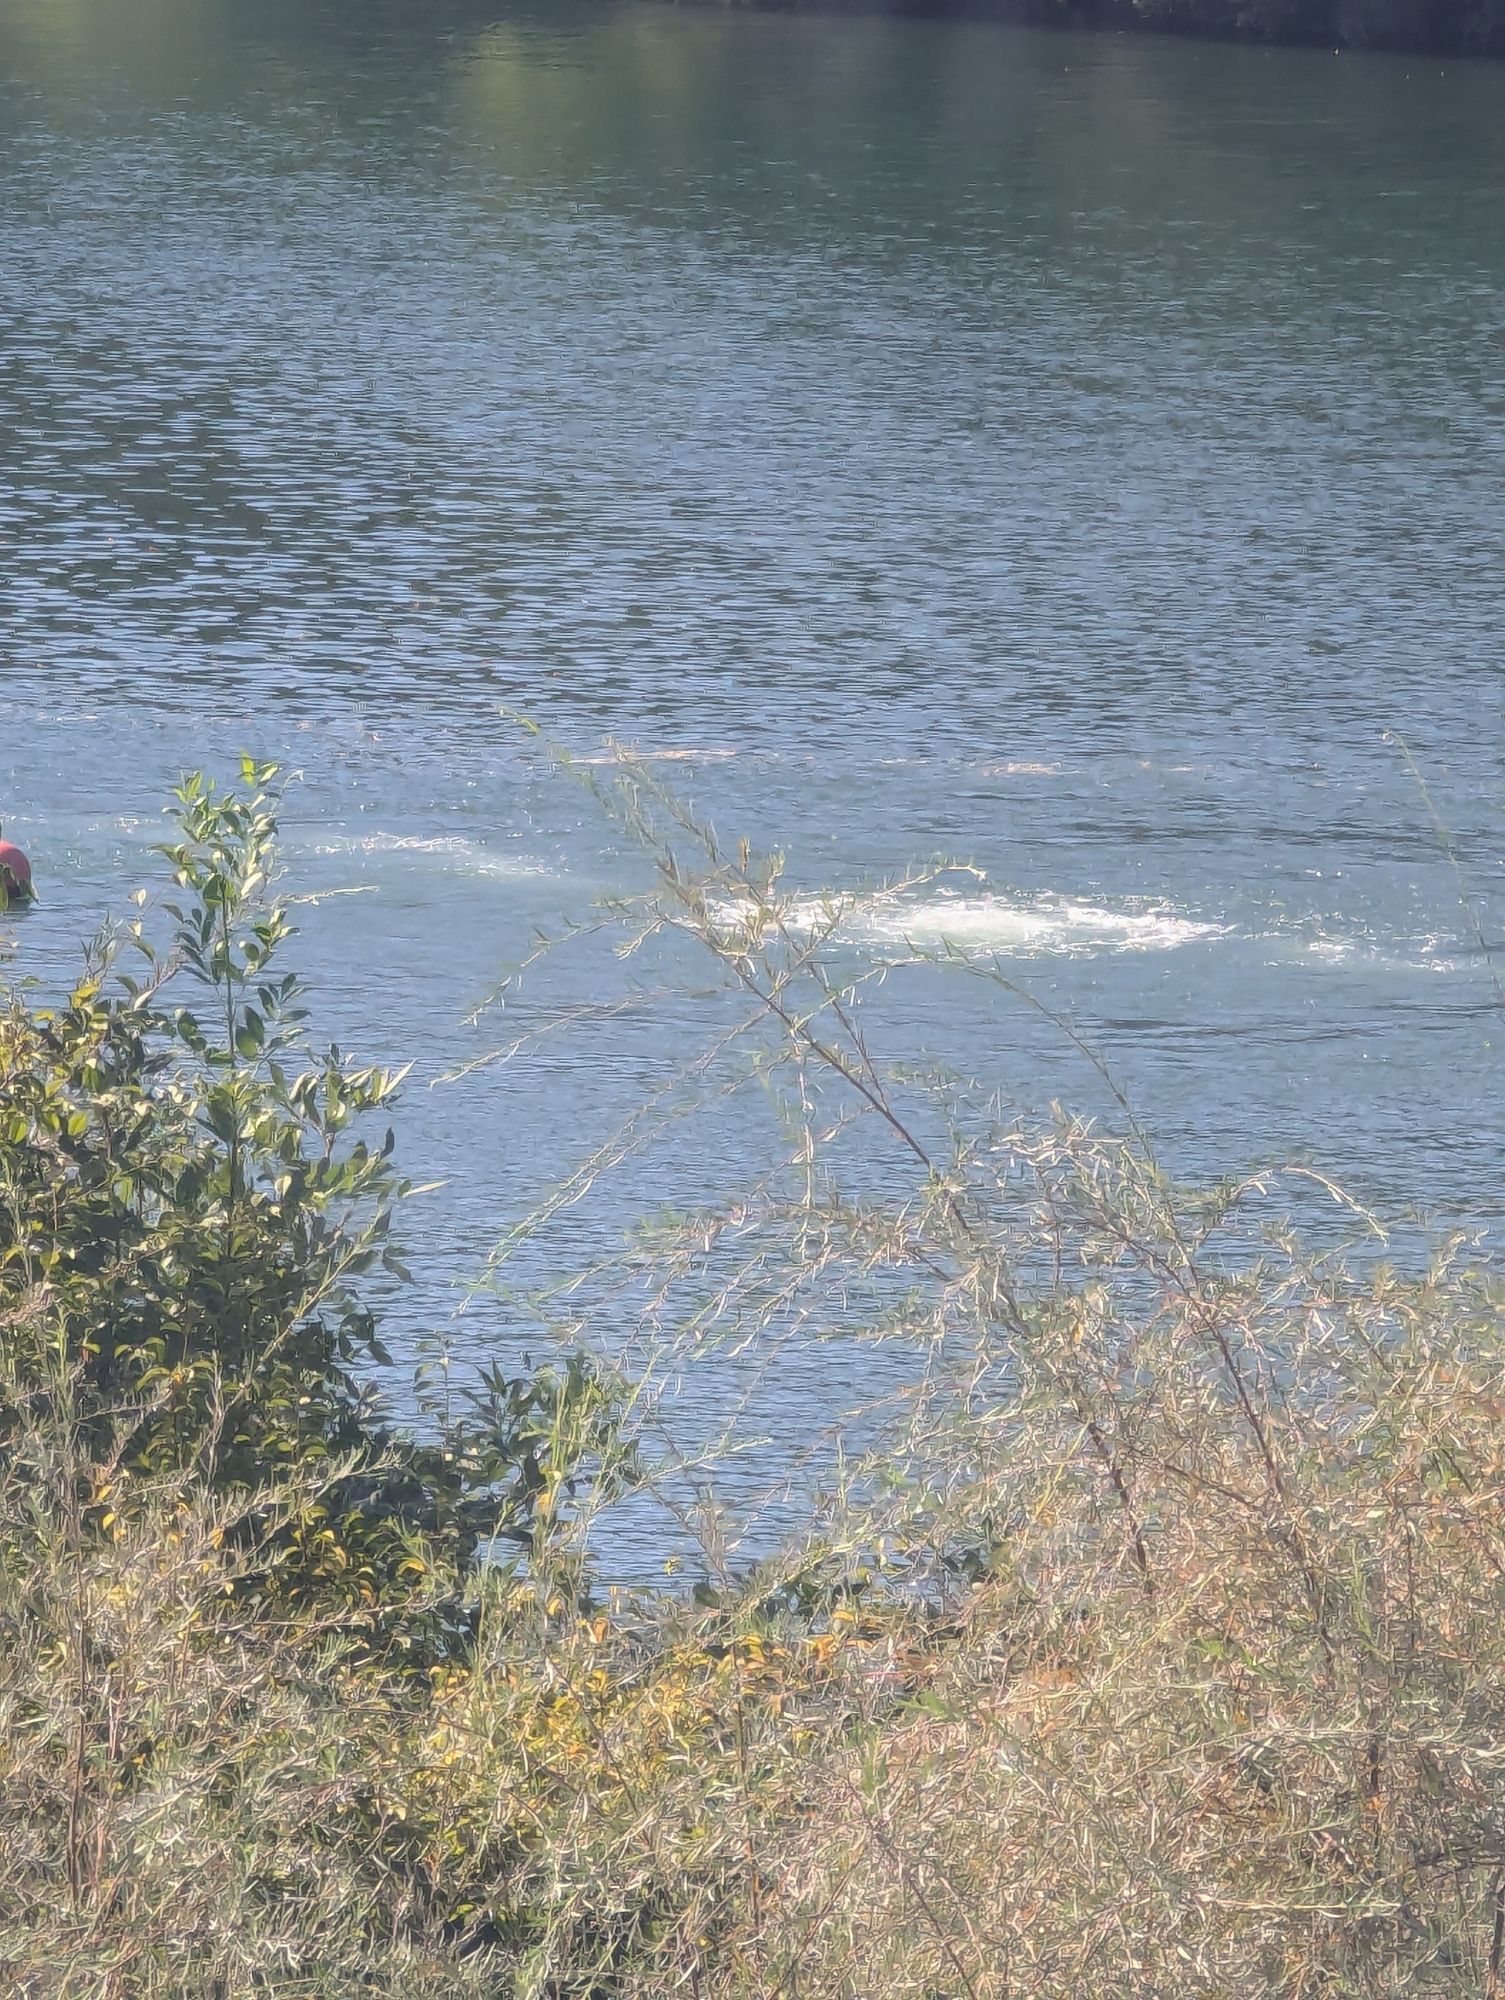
[4,0,1504,1552]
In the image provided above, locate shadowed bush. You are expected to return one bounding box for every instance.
[739,0,1505,55]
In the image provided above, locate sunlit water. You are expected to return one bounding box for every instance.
[4,0,1503,1566]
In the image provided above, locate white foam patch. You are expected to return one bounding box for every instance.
[869,895,1225,956]
[705,894,852,936]
[1301,932,1463,975]
[709,891,1225,959]
[302,833,552,880]
[974,760,1065,778]
[572,747,739,766]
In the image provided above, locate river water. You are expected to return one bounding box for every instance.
[4,0,1503,1560]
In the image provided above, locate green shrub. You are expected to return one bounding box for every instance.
[0,762,625,1653]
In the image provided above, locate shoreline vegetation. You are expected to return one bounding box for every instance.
[5,760,1505,1995]
[726,0,1505,58]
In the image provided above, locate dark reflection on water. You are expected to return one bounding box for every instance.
[3,0,1504,1561]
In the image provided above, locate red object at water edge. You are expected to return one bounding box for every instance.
[0,840,33,899]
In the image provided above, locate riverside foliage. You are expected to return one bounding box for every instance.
[1126,0,1505,47]
[3,760,1505,1996]
[791,0,1505,56]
